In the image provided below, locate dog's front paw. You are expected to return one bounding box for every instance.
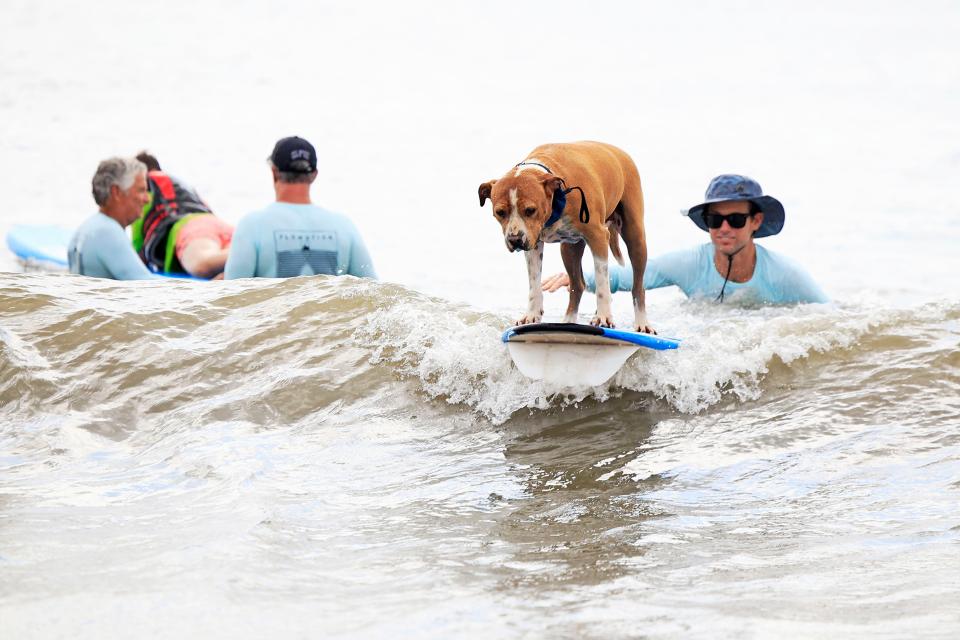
[634,312,656,334]
[515,312,543,326]
[590,314,615,328]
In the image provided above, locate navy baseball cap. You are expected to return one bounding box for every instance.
[270,136,317,173]
[686,174,785,238]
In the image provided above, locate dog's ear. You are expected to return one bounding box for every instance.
[478,180,496,206]
[540,175,564,199]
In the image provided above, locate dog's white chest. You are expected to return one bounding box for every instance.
[540,217,583,244]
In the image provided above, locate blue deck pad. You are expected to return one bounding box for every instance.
[596,326,680,350]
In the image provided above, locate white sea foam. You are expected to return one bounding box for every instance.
[356,289,942,423]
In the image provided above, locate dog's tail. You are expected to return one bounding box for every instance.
[606,210,625,266]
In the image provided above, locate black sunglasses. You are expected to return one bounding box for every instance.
[702,212,755,229]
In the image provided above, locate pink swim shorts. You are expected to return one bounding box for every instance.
[175,215,234,258]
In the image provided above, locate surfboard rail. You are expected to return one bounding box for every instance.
[502,322,680,350]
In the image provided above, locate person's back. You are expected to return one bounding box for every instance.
[225,201,376,278]
[224,136,376,280]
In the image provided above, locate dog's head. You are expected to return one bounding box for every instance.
[478,172,564,252]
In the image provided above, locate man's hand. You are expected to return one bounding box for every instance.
[541,272,571,292]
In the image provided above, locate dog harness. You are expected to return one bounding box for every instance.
[514,161,590,228]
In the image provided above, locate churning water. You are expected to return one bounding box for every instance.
[2,274,958,638]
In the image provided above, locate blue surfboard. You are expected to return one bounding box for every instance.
[6,224,204,280]
[6,224,71,267]
[502,322,679,386]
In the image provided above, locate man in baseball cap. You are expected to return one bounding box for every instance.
[542,174,827,305]
[225,136,376,280]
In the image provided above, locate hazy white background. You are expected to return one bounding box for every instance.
[1,0,958,314]
[2,4,960,638]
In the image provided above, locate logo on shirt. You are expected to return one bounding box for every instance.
[274,230,339,277]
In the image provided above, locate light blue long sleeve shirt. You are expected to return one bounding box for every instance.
[67,212,159,280]
[224,202,377,280]
[585,243,829,304]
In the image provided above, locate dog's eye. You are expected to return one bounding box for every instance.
[523,207,536,217]
[494,209,507,218]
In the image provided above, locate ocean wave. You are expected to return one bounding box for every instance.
[356,288,960,422]
[1,273,957,428]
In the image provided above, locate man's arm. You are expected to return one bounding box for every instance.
[224,221,258,279]
[99,227,160,280]
[582,253,681,293]
[346,223,377,279]
[585,263,634,293]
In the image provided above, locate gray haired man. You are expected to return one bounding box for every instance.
[68,157,159,279]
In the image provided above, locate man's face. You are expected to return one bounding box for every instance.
[706,200,763,255]
[110,172,150,227]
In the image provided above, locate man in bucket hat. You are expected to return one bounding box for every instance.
[542,174,827,304]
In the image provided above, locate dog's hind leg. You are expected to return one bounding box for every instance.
[560,240,586,323]
[618,180,654,333]
[584,230,616,328]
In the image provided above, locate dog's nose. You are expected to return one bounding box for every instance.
[506,233,526,252]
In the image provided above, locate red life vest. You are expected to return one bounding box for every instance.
[139,171,213,272]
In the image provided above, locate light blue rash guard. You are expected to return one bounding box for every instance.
[224,202,377,280]
[67,212,159,280]
[585,243,829,304]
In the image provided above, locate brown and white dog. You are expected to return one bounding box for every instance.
[478,141,653,333]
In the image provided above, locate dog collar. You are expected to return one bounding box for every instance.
[513,161,591,228]
[515,161,552,174]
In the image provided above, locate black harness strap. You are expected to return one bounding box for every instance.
[513,161,590,227]
[563,185,590,225]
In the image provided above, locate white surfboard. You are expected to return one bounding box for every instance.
[502,322,679,386]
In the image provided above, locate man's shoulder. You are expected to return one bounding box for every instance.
[300,203,353,224]
[234,203,282,230]
[76,211,108,229]
[73,213,120,240]
[239,202,355,228]
[754,244,829,303]
[756,244,806,274]
[655,243,712,267]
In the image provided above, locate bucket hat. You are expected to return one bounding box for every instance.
[686,174,784,238]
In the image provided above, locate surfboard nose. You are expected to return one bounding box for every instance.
[507,341,639,386]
